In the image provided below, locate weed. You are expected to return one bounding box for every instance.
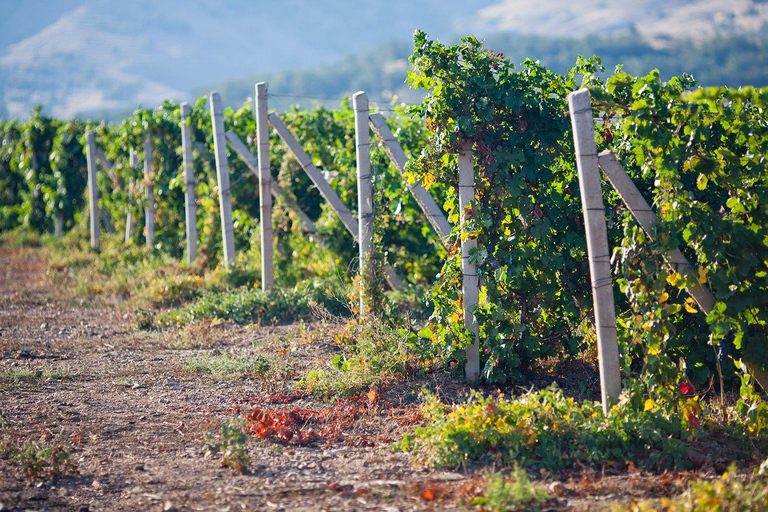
[301,319,441,400]
[0,227,50,249]
[0,367,76,382]
[619,466,768,511]
[158,279,350,327]
[184,352,272,380]
[145,273,206,307]
[0,433,78,479]
[202,419,250,474]
[157,322,223,350]
[470,468,553,512]
[399,385,721,471]
[132,308,155,331]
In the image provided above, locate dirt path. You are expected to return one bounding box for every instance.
[0,246,481,511]
[1,244,700,511]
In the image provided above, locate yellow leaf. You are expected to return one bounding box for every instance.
[478,286,488,306]
[644,398,655,411]
[666,272,682,286]
[684,298,698,314]
[423,172,435,191]
[659,291,669,303]
[698,266,708,284]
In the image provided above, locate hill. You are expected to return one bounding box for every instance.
[3,0,768,119]
[471,0,768,43]
[202,33,768,113]
[0,0,489,119]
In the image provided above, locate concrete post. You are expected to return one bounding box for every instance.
[209,92,237,268]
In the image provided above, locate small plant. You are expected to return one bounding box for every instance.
[202,419,250,474]
[0,367,76,382]
[132,307,155,331]
[158,280,350,327]
[399,385,711,471]
[184,352,272,380]
[619,466,768,511]
[301,319,440,399]
[157,322,223,350]
[471,468,552,512]
[0,435,78,479]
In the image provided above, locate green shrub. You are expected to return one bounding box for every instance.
[0,435,78,479]
[202,419,250,474]
[158,277,351,326]
[184,353,272,380]
[302,319,440,399]
[400,385,718,471]
[471,469,553,512]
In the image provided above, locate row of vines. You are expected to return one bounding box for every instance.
[1,32,767,403]
[407,31,768,411]
[0,96,447,292]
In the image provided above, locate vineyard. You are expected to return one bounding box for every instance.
[2,32,768,510]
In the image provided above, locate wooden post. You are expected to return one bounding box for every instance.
[125,208,133,244]
[269,112,405,291]
[255,83,274,290]
[567,89,621,413]
[85,131,99,249]
[180,103,198,265]
[126,149,138,245]
[209,92,237,268]
[354,92,373,316]
[458,151,480,383]
[368,113,452,243]
[143,134,155,248]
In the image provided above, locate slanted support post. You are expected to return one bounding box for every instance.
[353,91,373,316]
[209,91,237,268]
[85,131,99,249]
[368,113,451,243]
[458,150,480,383]
[567,89,622,413]
[255,82,274,290]
[143,134,155,248]
[180,103,198,264]
[269,112,405,291]
[225,131,321,237]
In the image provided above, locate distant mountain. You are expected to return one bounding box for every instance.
[0,0,491,119]
[3,0,768,120]
[470,0,768,44]
[203,32,768,116]
[192,41,421,113]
